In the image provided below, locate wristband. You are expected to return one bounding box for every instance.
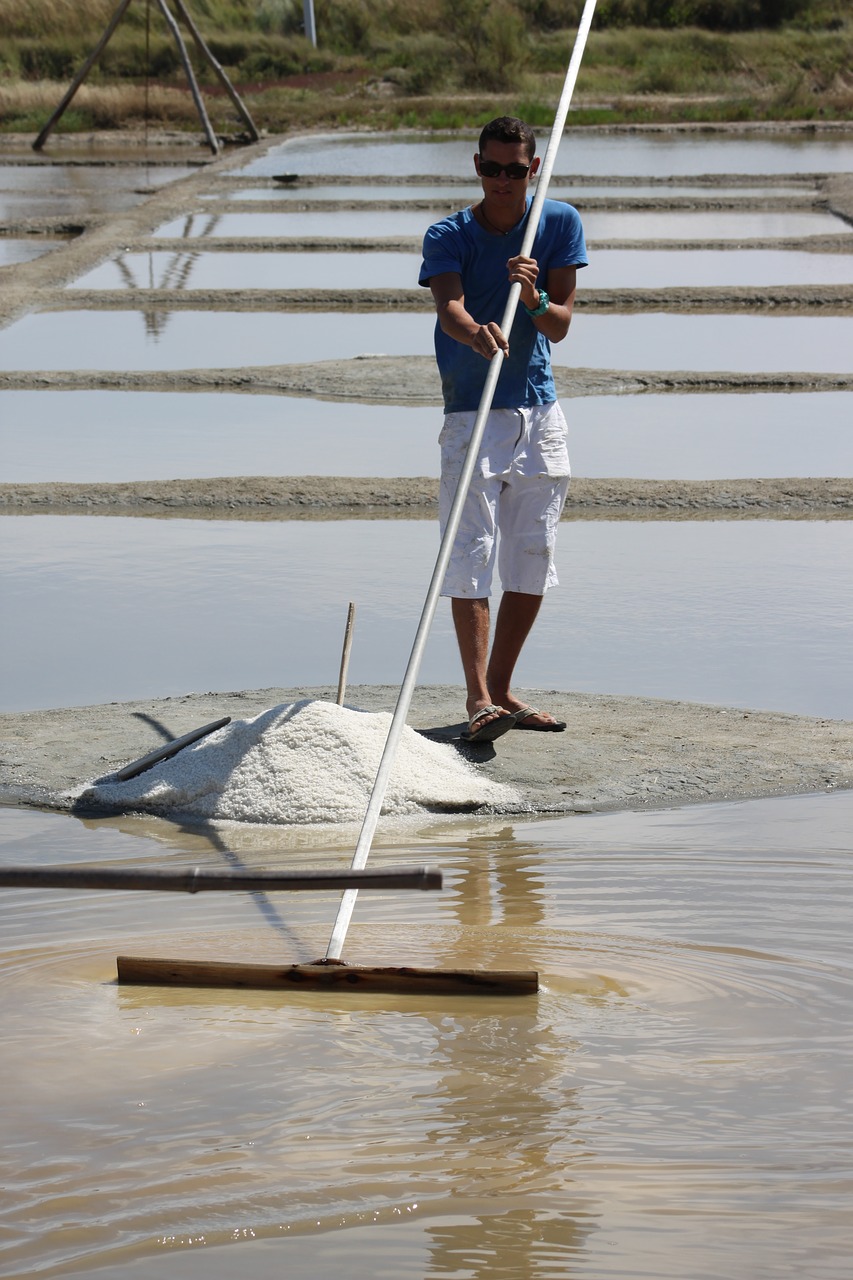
[524,289,550,317]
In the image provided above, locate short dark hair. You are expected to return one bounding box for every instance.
[478,116,536,161]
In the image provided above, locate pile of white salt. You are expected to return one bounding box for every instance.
[80,700,520,824]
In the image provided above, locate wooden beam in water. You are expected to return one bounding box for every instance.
[0,865,442,894]
[117,956,539,996]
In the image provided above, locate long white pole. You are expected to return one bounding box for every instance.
[303,0,317,47]
[325,0,599,963]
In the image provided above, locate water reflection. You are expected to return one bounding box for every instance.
[70,246,853,292]
[72,249,425,292]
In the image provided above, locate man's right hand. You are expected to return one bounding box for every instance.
[472,322,509,360]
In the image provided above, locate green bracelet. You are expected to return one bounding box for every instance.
[524,289,550,317]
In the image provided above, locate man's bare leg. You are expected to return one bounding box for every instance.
[486,590,562,728]
[451,597,510,729]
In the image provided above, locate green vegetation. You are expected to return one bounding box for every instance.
[0,0,850,134]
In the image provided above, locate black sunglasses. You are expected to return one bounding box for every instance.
[478,158,532,180]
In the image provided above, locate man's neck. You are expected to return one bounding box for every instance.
[477,195,527,236]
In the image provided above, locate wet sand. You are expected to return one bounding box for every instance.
[2,474,851,519]
[2,685,852,817]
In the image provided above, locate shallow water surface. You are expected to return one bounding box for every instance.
[71,249,426,291]
[69,245,853,292]
[2,517,851,718]
[1,789,851,1278]
[0,391,440,481]
[0,237,67,266]
[1,310,850,375]
[241,129,853,178]
[2,390,852,484]
[0,164,196,219]
[205,181,814,202]
[152,208,848,241]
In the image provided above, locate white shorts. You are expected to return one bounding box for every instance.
[439,403,571,599]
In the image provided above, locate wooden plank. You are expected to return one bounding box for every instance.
[0,865,442,894]
[117,956,539,995]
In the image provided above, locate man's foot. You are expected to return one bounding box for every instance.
[460,704,517,743]
[508,704,567,732]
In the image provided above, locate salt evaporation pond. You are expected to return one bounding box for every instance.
[2,516,851,719]
[151,208,848,240]
[0,164,197,219]
[0,163,192,193]
[69,246,853,291]
[1,309,850,373]
[0,391,440,480]
[240,128,853,177]
[3,390,853,484]
[0,237,68,266]
[207,181,814,202]
[71,250,427,291]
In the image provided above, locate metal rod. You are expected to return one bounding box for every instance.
[32,0,136,150]
[0,865,443,893]
[337,602,356,705]
[303,0,317,47]
[325,0,599,963]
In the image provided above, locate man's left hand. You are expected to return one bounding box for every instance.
[506,254,541,311]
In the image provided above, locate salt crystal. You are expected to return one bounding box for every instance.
[80,700,520,825]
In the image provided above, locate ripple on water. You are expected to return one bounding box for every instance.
[1,795,852,1278]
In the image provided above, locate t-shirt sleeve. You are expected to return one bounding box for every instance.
[418,219,464,287]
[546,204,589,271]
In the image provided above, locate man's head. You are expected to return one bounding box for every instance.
[474,117,540,199]
[478,117,536,162]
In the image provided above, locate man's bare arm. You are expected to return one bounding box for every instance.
[428,271,509,360]
[507,259,578,344]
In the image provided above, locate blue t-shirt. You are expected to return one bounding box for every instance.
[419,197,587,413]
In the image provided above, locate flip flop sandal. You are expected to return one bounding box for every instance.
[460,704,517,743]
[512,705,567,732]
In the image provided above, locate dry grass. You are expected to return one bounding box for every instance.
[0,0,120,37]
[1,0,850,130]
[0,79,211,129]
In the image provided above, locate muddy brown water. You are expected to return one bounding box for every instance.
[2,790,852,1278]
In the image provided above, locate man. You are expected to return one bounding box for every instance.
[419,116,588,743]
